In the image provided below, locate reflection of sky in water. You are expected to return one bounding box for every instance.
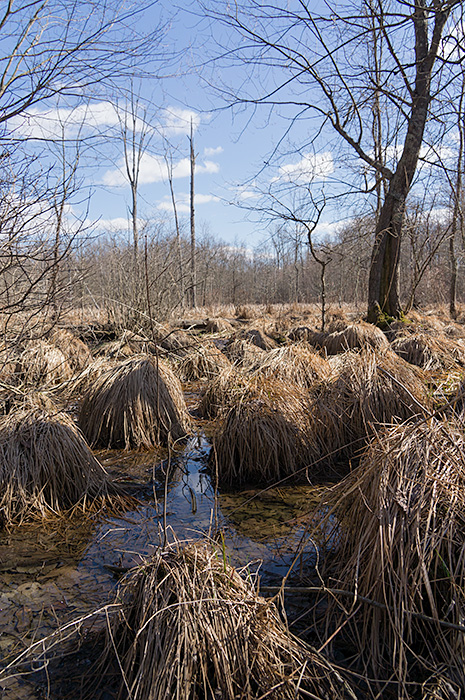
[0,435,326,660]
[81,436,320,586]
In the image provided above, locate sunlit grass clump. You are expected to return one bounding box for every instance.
[79,355,191,449]
[175,340,231,381]
[0,405,123,526]
[212,379,314,487]
[98,541,355,700]
[317,418,465,688]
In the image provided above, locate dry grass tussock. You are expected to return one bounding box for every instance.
[205,316,234,334]
[316,419,465,691]
[390,330,465,371]
[50,328,92,371]
[63,357,115,400]
[0,405,124,527]
[223,338,267,368]
[251,343,331,388]
[307,321,390,355]
[236,326,278,350]
[212,379,314,488]
[308,348,431,465]
[79,355,191,449]
[96,541,356,700]
[175,340,231,381]
[17,339,74,387]
[198,365,253,419]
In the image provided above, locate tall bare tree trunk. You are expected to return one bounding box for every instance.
[189,119,196,309]
[164,147,185,307]
[367,1,451,323]
[449,72,465,318]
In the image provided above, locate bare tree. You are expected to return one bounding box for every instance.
[206,0,463,323]
[188,119,197,308]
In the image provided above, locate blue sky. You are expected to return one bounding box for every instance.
[6,0,349,250]
[7,0,463,249]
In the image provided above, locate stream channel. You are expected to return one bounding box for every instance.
[0,410,324,699]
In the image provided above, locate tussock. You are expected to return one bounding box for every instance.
[318,419,465,689]
[99,541,355,700]
[175,340,231,381]
[212,379,314,487]
[79,355,191,449]
[391,331,465,371]
[205,317,234,334]
[0,405,123,526]
[308,349,431,465]
[308,321,389,355]
[223,338,266,368]
[50,328,92,371]
[287,326,314,343]
[18,340,74,387]
[64,357,115,400]
[237,327,278,350]
[251,343,331,388]
[198,366,255,419]
[159,328,192,355]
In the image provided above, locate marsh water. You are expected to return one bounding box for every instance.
[0,422,322,698]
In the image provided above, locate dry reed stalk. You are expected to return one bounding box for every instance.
[175,340,232,381]
[251,343,331,388]
[18,340,74,387]
[212,379,315,488]
[0,405,124,526]
[50,328,92,371]
[79,355,191,449]
[317,419,465,690]
[98,541,356,700]
[308,349,431,465]
[223,338,266,368]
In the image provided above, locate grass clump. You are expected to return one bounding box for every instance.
[308,321,390,355]
[316,418,465,691]
[212,379,314,488]
[97,541,356,700]
[308,348,431,466]
[0,405,123,526]
[17,339,74,387]
[175,340,231,381]
[79,355,191,449]
[198,366,253,419]
[251,343,331,388]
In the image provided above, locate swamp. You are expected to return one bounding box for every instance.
[1,302,465,699]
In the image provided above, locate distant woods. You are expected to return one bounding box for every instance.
[18,207,461,331]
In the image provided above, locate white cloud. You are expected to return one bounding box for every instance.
[157,193,220,213]
[204,146,223,156]
[102,154,220,187]
[9,101,123,140]
[161,107,202,136]
[273,151,334,183]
